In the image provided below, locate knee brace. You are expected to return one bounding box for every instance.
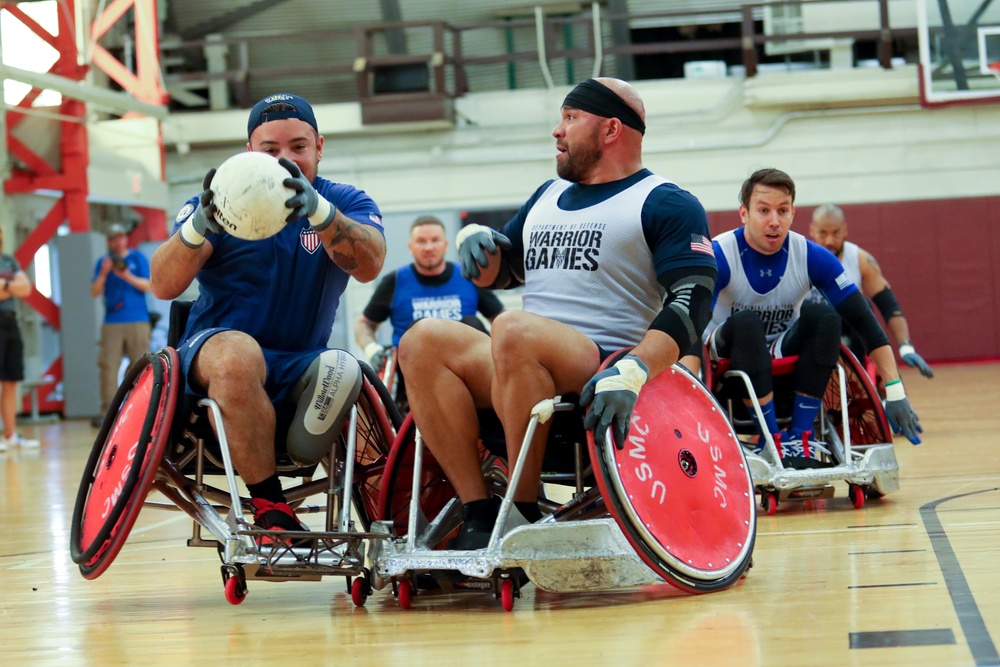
[285,349,363,466]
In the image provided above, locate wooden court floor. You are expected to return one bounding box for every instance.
[1,362,999,667]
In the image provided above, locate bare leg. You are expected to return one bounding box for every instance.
[1,380,16,438]
[189,331,275,485]
[490,312,600,502]
[398,319,495,503]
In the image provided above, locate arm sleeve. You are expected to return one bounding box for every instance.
[361,272,397,323]
[835,290,890,353]
[807,241,858,307]
[475,287,505,319]
[649,265,717,354]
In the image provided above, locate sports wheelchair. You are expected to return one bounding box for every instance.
[368,354,758,611]
[705,344,897,515]
[69,302,401,606]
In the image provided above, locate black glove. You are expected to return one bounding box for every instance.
[279,157,337,230]
[581,355,649,450]
[179,169,222,248]
[884,394,922,445]
[455,224,512,280]
[899,343,933,379]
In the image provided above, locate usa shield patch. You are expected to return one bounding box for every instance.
[300,228,321,254]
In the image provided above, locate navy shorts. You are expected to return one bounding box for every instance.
[176,328,322,405]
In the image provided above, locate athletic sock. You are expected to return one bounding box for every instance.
[246,473,287,504]
[751,399,780,440]
[790,394,824,436]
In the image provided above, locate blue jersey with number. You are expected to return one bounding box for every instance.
[171,177,383,351]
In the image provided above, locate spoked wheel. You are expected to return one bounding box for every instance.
[377,414,462,545]
[589,363,757,594]
[824,346,892,447]
[223,565,247,605]
[349,365,402,530]
[70,349,179,579]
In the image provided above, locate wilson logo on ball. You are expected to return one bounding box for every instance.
[210,152,296,240]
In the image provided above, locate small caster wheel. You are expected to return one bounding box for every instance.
[500,578,515,612]
[351,576,369,607]
[762,492,777,516]
[849,485,865,509]
[223,567,247,605]
[397,578,414,609]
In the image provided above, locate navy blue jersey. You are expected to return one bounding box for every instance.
[172,177,383,351]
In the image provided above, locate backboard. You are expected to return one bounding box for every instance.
[917,0,1000,104]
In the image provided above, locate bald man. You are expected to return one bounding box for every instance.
[400,78,717,549]
[809,204,933,378]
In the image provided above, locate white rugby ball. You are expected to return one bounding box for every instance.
[210,152,295,240]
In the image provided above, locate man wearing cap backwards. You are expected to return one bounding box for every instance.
[150,93,386,538]
[399,77,718,549]
[91,223,151,428]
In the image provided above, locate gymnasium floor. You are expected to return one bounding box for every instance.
[1,362,998,667]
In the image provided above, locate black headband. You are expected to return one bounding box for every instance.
[562,79,645,135]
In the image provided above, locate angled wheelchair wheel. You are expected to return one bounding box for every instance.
[349,364,402,530]
[376,413,458,541]
[823,345,891,446]
[70,348,179,579]
[588,363,756,594]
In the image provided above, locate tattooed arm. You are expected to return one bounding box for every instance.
[316,211,386,283]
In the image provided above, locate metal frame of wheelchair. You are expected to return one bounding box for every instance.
[369,363,758,611]
[706,345,898,515]
[70,346,401,607]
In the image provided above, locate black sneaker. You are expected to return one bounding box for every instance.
[250,498,311,546]
[447,496,501,550]
[447,519,495,550]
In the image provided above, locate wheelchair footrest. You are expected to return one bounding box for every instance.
[236,529,386,578]
[375,518,663,593]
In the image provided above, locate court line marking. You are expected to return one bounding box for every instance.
[920,487,1000,667]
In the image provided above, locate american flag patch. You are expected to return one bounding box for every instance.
[690,234,714,256]
[300,228,321,254]
[835,271,852,290]
[369,213,384,228]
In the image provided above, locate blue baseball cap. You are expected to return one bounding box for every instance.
[246,93,318,139]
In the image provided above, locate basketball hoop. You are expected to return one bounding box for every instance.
[990,61,1000,84]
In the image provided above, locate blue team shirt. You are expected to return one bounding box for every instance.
[389,263,480,346]
[712,227,857,306]
[171,177,383,351]
[92,249,150,324]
